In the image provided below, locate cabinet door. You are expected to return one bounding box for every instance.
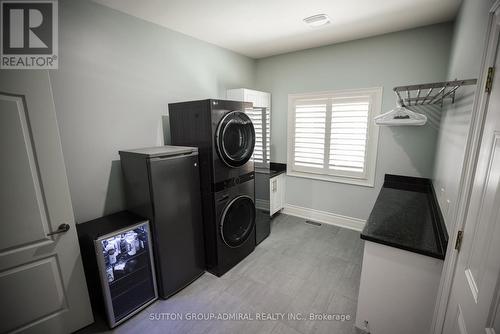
[227,89,245,102]
[228,89,271,109]
[278,174,285,210]
[269,177,279,215]
[270,175,285,215]
[261,93,271,108]
[243,89,258,107]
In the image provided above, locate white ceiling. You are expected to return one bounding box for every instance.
[93,0,461,59]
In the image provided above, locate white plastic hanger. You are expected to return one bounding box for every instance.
[374,103,427,126]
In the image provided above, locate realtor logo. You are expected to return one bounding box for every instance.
[1,0,58,69]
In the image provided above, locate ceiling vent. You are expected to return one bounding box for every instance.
[303,14,331,28]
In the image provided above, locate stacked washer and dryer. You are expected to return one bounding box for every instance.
[168,99,257,276]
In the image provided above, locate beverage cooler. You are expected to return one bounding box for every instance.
[77,211,158,328]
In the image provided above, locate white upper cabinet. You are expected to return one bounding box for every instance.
[227,88,270,108]
[228,88,272,168]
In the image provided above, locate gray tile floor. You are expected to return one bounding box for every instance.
[79,214,364,334]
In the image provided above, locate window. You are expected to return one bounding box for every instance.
[287,87,382,187]
[246,107,270,168]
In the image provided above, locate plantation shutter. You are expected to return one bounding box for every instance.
[265,108,270,166]
[246,108,269,167]
[291,95,371,178]
[329,97,369,174]
[293,99,327,169]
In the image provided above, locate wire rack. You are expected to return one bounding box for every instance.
[393,79,477,107]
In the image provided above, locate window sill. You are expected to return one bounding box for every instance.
[286,170,375,188]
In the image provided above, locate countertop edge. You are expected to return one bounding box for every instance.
[270,170,286,178]
[360,234,445,260]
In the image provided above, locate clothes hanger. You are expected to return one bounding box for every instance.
[374,103,427,126]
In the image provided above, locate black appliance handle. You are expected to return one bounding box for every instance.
[149,151,198,162]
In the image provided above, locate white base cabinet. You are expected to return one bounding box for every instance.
[355,241,443,334]
[270,173,285,215]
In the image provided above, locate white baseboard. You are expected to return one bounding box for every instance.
[255,199,269,211]
[282,203,366,232]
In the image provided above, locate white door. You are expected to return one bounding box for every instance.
[0,70,93,334]
[443,10,500,334]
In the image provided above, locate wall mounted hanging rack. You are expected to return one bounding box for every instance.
[393,78,477,107]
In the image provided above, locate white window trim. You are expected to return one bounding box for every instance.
[287,87,383,187]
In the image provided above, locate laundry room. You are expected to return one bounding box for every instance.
[0,0,499,334]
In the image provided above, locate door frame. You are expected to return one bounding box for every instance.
[431,1,500,333]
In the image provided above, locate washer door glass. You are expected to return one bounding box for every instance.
[216,111,255,167]
[220,196,255,248]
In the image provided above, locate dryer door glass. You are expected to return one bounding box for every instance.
[220,195,255,248]
[216,111,255,167]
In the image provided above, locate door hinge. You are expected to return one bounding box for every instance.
[455,230,464,252]
[486,67,495,93]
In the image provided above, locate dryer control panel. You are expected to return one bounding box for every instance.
[214,171,255,192]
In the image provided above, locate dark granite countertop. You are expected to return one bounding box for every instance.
[270,162,286,178]
[361,174,448,260]
[270,170,286,178]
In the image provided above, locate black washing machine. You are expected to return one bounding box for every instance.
[193,172,256,276]
[212,174,256,276]
[169,99,256,276]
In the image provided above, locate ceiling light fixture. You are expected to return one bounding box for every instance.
[303,14,331,28]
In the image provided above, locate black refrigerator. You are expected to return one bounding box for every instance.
[119,146,205,299]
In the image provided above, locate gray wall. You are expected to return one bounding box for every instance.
[433,0,494,232]
[48,0,481,225]
[255,24,453,220]
[49,0,256,223]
